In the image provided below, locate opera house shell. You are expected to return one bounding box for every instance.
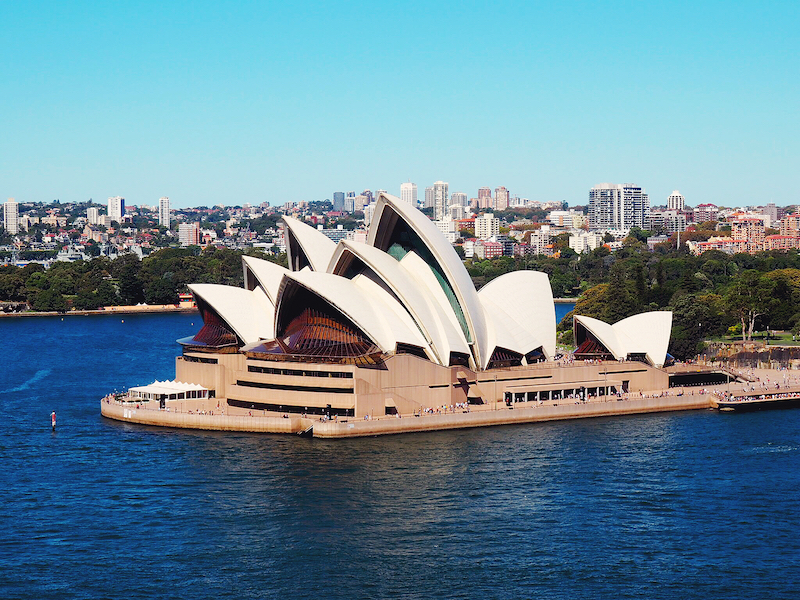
[174,192,672,418]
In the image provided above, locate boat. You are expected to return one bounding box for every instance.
[712,391,800,412]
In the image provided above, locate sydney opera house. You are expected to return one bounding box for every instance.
[158,192,675,424]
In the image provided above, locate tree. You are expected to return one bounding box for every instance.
[32,288,67,312]
[724,270,777,341]
[604,263,637,323]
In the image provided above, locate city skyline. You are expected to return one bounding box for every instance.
[1,1,797,208]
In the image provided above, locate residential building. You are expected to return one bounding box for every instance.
[424,186,435,209]
[588,183,649,231]
[433,181,449,221]
[764,235,800,251]
[494,187,510,211]
[527,226,554,256]
[179,223,201,246]
[400,182,417,206]
[569,232,604,254]
[780,213,800,237]
[731,218,765,253]
[694,203,719,223]
[3,198,19,234]
[475,213,500,240]
[87,207,100,225]
[688,237,747,255]
[108,196,125,223]
[450,192,468,207]
[159,197,171,228]
[473,240,504,260]
[433,219,458,243]
[333,192,345,212]
[667,191,685,211]
[478,187,492,209]
[648,209,687,234]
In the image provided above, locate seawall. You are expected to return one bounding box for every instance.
[102,394,713,438]
[101,401,310,434]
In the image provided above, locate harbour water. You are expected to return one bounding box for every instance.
[2,312,800,599]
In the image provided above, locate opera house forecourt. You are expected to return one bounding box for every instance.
[102,193,716,438]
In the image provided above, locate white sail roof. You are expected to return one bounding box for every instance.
[478,271,557,361]
[368,192,488,367]
[277,270,429,354]
[188,283,273,344]
[328,240,470,364]
[574,311,672,368]
[242,255,290,303]
[282,215,337,272]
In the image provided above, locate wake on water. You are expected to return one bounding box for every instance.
[0,369,51,394]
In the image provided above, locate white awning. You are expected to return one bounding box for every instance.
[129,380,208,396]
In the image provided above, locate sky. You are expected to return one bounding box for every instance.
[1,1,798,208]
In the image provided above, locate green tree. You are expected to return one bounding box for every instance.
[724,270,777,341]
[604,263,637,323]
[32,288,68,312]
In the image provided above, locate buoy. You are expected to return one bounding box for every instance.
[51,411,56,431]
[121,319,124,323]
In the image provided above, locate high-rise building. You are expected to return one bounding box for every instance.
[478,187,492,209]
[400,182,418,205]
[433,181,449,221]
[450,192,468,207]
[588,183,649,231]
[87,207,100,225]
[108,196,125,223]
[667,191,685,211]
[179,223,201,246]
[333,192,345,212]
[424,186,434,209]
[494,187,510,211]
[3,198,19,235]
[158,196,171,228]
[344,192,356,213]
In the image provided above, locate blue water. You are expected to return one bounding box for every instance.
[1,313,799,599]
[555,301,574,325]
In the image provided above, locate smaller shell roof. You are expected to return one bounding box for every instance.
[189,283,273,344]
[282,216,337,272]
[574,311,672,368]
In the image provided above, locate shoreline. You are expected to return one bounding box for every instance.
[0,305,198,318]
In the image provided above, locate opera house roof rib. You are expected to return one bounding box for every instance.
[182,192,570,370]
[573,311,673,368]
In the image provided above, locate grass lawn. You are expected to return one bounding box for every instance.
[705,331,800,346]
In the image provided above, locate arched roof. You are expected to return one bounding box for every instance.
[275,270,428,354]
[242,255,290,304]
[478,271,557,361]
[573,311,672,368]
[328,240,470,364]
[188,284,274,344]
[367,192,488,366]
[282,216,337,272]
[613,312,673,368]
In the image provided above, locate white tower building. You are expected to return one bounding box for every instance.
[667,191,685,211]
[3,198,19,235]
[400,182,418,205]
[108,196,125,224]
[87,207,100,225]
[158,196,171,228]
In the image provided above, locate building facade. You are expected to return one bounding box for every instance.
[588,183,649,231]
[433,181,449,221]
[400,182,417,206]
[475,212,500,240]
[179,223,201,246]
[108,196,125,223]
[667,191,685,211]
[3,198,19,235]
[159,196,171,228]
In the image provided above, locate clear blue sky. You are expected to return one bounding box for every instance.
[1,1,798,208]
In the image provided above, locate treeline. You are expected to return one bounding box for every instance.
[469,241,800,360]
[0,248,287,312]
